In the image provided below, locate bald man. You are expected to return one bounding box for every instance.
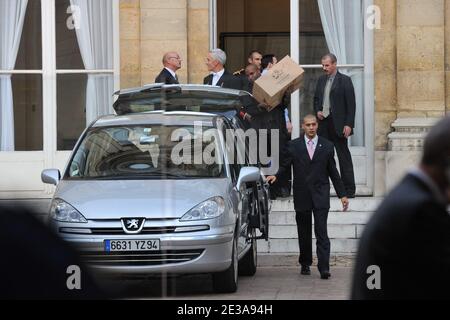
[155,52,182,84]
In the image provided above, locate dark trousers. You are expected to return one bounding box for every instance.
[296,209,330,273]
[318,116,356,195]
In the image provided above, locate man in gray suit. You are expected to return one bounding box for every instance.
[314,53,356,198]
[203,49,243,90]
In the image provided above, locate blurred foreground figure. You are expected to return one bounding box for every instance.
[352,116,450,300]
[0,206,106,300]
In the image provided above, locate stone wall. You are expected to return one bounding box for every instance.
[374,0,448,191]
[187,0,210,84]
[446,0,450,113]
[119,0,210,87]
[140,0,188,84]
[120,0,141,88]
[396,0,446,119]
[374,0,397,151]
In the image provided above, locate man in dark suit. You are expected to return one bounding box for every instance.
[155,52,182,84]
[314,53,356,197]
[203,49,244,90]
[0,205,108,299]
[267,115,349,279]
[352,116,450,300]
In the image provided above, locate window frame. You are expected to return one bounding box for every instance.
[210,0,375,194]
[0,0,120,154]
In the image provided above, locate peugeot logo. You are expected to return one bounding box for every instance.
[121,218,145,234]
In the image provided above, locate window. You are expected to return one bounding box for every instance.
[300,0,365,147]
[0,0,43,151]
[217,0,366,147]
[0,0,117,152]
[56,0,115,150]
[218,0,291,73]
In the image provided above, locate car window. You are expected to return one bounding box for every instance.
[66,125,225,180]
[114,90,243,117]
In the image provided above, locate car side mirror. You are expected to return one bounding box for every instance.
[236,167,261,191]
[41,169,61,186]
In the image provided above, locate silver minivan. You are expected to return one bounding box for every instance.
[42,85,270,293]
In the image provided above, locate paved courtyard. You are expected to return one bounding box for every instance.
[98,265,354,300]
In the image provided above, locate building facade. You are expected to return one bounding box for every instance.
[0,0,449,199]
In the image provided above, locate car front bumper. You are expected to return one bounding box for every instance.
[58,226,235,275]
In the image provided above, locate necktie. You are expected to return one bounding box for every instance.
[322,77,333,118]
[307,140,315,160]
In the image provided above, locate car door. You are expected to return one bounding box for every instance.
[230,116,270,241]
[217,119,250,255]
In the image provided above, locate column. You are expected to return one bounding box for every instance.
[446,0,450,113]
[120,0,141,88]
[386,0,446,189]
[140,0,188,84]
[187,0,209,84]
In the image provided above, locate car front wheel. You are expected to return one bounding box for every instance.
[212,237,238,293]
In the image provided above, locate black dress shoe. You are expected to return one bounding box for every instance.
[301,266,311,275]
[320,271,331,279]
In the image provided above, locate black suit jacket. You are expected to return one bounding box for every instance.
[0,206,108,299]
[155,68,179,84]
[351,173,450,300]
[277,136,346,211]
[314,71,356,137]
[203,70,243,90]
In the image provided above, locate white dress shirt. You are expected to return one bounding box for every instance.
[212,69,225,86]
[304,135,319,152]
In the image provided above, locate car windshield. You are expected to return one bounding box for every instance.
[66,124,226,180]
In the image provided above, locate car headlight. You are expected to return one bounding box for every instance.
[180,197,225,221]
[50,199,87,223]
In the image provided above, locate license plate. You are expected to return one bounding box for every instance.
[104,239,160,252]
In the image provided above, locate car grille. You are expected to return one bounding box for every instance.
[90,226,177,235]
[80,250,204,266]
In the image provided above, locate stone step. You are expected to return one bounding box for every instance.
[269,224,365,240]
[269,211,373,226]
[257,238,359,254]
[270,197,382,213]
[261,197,381,255]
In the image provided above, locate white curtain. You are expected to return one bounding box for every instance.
[0,0,28,151]
[70,0,114,126]
[317,0,364,146]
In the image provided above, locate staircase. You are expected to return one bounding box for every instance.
[258,197,382,258]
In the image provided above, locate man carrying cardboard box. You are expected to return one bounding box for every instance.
[244,60,293,199]
[252,55,304,111]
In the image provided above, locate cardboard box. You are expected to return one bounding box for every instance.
[253,55,304,111]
